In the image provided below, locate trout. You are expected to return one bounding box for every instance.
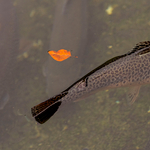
[32,41,150,124]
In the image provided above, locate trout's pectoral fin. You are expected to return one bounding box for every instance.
[126,85,141,105]
[75,78,88,92]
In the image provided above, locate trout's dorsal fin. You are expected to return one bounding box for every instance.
[128,41,150,55]
[134,41,150,50]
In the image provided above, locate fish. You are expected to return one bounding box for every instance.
[0,0,18,109]
[43,0,88,96]
[32,41,150,124]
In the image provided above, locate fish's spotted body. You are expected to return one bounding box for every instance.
[32,41,150,124]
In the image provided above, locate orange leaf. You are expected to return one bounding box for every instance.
[48,49,71,61]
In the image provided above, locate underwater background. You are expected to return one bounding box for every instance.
[1,0,150,150]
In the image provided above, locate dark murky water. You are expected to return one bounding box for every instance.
[1,0,150,149]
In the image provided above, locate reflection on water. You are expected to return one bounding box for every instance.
[1,0,150,149]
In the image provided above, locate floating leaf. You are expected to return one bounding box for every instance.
[48,49,71,61]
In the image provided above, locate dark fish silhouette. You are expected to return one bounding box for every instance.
[32,41,150,124]
[0,0,18,109]
[43,0,88,96]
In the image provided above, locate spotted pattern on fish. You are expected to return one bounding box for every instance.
[31,41,150,124]
[60,41,150,103]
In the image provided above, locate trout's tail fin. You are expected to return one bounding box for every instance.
[31,92,67,124]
